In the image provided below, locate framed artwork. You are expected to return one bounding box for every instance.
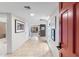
[15,19,24,33]
[51,29,55,41]
[31,26,38,33]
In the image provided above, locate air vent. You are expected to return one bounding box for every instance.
[24,6,31,9]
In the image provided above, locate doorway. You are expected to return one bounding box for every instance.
[0,13,7,56]
[39,24,46,37]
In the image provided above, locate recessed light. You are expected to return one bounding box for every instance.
[30,13,35,16]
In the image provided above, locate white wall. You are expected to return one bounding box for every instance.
[11,15,29,52]
[47,26,59,56]
[53,10,59,46]
[25,21,29,40]
[46,4,59,57]
[0,14,7,23]
[47,4,59,46]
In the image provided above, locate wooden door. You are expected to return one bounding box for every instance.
[60,3,75,56]
[61,11,68,49]
[75,3,79,56]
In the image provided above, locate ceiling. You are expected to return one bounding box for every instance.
[0,2,59,21]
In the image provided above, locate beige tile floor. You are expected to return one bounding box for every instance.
[8,39,53,57]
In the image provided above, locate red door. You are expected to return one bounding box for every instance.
[60,2,76,57]
[75,3,79,56]
[61,11,68,49]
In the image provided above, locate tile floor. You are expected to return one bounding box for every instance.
[8,39,53,57]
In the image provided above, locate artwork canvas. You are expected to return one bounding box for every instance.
[31,26,38,33]
[15,19,24,33]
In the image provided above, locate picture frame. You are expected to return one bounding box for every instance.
[31,26,38,33]
[51,29,55,41]
[15,19,25,33]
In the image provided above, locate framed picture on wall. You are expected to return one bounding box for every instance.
[51,29,55,41]
[31,26,38,33]
[15,19,24,33]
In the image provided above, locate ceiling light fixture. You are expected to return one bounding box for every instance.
[24,6,31,9]
[30,13,35,16]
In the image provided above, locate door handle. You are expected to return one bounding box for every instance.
[61,43,66,48]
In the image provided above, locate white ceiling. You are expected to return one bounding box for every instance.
[0,2,59,21]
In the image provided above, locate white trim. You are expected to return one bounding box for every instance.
[0,12,12,55]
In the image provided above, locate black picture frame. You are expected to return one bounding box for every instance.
[15,19,25,33]
[51,29,55,41]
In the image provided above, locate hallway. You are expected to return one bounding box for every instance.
[0,1,79,58]
[8,38,53,57]
[0,2,59,57]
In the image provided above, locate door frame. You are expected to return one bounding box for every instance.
[0,12,12,55]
